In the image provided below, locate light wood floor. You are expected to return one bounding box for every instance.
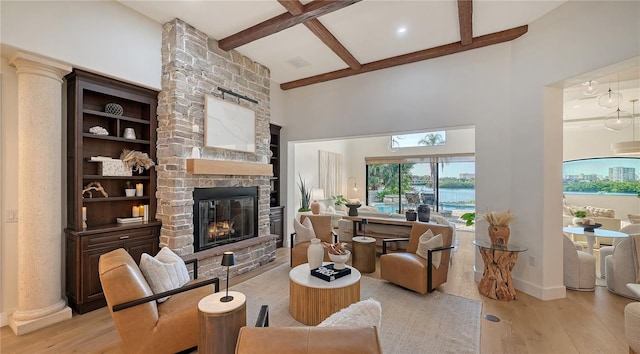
[1,231,634,353]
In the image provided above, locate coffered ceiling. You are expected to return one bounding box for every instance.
[118,0,566,89]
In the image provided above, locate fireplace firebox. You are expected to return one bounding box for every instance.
[193,187,258,252]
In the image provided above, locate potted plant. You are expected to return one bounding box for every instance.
[332,195,349,208]
[297,173,311,213]
[572,210,593,226]
[460,212,476,226]
[124,181,136,197]
[482,210,515,247]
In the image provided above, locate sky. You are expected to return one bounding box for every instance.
[563,157,640,177]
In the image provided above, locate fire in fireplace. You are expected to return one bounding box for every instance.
[193,187,258,251]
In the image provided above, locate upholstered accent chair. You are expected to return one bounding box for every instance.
[562,234,596,291]
[98,248,219,353]
[379,222,454,294]
[290,215,337,267]
[626,301,640,354]
[604,235,640,300]
[599,224,640,279]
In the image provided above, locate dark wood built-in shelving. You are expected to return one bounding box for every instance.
[269,124,284,248]
[64,69,161,314]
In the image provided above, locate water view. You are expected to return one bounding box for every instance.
[372,187,475,213]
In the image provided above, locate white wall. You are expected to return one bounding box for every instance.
[1,1,162,90]
[1,57,19,326]
[283,1,640,300]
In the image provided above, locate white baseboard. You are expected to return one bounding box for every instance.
[1,310,11,327]
[473,268,566,300]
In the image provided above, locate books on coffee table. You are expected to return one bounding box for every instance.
[310,264,351,282]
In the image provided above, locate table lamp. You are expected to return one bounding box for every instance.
[362,218,368,238]
[220,251,236,302]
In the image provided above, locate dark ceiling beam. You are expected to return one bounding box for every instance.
[218,0,361,51]
[278,0,361,70]
[280,25,528,90]
[457,0,473,45]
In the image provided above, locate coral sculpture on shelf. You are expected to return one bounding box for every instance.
[323,242,349,255]
[482,210,515,247]
[120,149,155,174]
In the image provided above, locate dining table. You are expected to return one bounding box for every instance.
[562,227,628,255]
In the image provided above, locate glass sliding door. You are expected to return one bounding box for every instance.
[366,155,475,218]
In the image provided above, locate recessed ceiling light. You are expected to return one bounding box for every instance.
[286,56,311,69]
[573,105,581,108]
[397,27,407,35]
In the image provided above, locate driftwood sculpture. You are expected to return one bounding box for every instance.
[82,182,108,198]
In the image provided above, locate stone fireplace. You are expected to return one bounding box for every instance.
[156,18,276,279]
[193,187,258,252]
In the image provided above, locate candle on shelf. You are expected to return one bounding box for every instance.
[132,205,140,217]
[135,183,143,197]
[138,205,145,219]
[82,207,87,228]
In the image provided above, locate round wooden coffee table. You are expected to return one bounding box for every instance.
[289,262,361,325]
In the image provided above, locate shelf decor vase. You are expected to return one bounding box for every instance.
[488,225,510,247]
[310,200,320,215]
[417,204,430,222]
[405,209,417,221]
[307,238,324,270]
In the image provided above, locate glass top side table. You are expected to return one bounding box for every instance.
[473,240,528,301]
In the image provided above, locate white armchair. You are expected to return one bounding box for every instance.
[563,234,596,291]
[599,224,640,279]
[604,235,640,300]
[626,302,640,354]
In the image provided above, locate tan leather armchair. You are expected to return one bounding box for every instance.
[379,222,454,294]
[98,248,219,353]
[290,215,337,267]
[235,305,382,354]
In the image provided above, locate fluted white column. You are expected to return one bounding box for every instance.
[9,52,72,335]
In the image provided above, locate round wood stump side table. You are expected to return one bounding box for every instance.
[352,236,376,273]
[198,291,246,354]
[289,262,361,325]
[473,240,528,301]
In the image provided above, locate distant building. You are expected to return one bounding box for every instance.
[609,167,636,182]
[459,173,475,179]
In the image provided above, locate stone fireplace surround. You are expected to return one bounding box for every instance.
[156,18,276,281]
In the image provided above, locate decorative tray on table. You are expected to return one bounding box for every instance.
[310,264,351,282]
[574,222,602,232]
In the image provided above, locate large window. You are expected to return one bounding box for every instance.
[563,157,640,195]
[366,155,475,214]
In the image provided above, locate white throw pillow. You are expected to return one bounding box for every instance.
[415,229,444,268]
[318,298,382,329]
[293,217,316,245]
[139,247,190,303]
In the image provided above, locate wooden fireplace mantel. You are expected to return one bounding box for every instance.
[186,158,273,176]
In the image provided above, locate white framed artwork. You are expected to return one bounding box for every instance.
[204,95,256,153]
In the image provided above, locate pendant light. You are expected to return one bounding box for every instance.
[598,75,623,108]
[603,74,631,130]
[582,80,599,95]
[611,99,640,155]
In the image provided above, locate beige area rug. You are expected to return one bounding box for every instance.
[231,263,481,354]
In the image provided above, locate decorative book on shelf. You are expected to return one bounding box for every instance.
[310,264,352,282]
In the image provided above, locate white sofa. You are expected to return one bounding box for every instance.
[562,203,621,247]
